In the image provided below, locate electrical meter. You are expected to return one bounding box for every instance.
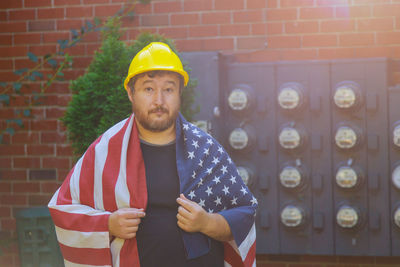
[333,82,361,109]
[336,205,359,228]
[336,166,360,189]
[393,124,400,148]
[392,164,400,190]
[394,207,400,228]
[280,166,303,189]
[278,83,304,110]
[279,127,303,150]
[228,88,249,111]
[335,126,359,149]
[237,166,252,186]
[281,205,305,227]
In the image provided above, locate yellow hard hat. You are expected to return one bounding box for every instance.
[124,42,189,91]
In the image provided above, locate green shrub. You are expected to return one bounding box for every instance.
[63,18,198,155]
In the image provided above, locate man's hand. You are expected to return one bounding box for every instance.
[108,208,145,239]
[176,194,233,242]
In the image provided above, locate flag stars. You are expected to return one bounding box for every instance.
[207,138,213,145]
[188,151,195,159]
[230,175,237,184]
[198,159,203,167]
[192,171,196,179]
[218,146,224,154]
[206,167,213,175]
[198,199,205,207]
[221,165,228,175]
[212,157,220,165]
[227,157,233,164]
[240,186,248,195]
[197,178,204,187]
[192,140,199,149]
[188,190,196,199]
[208,208,214,213]
[222,185,230,195]
[214,196,222,206]
[205,186,213,196]
[183,124,189,130]
[231,196,238,205]
[192,128,200,135]
[251,196,258,206]
[213,176,221,184]
[203,148,210,156]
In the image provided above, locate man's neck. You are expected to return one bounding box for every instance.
[135,119,176,145]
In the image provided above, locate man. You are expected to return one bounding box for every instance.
[49,42,257,267]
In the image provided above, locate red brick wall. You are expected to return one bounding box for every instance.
[1,0,400,266]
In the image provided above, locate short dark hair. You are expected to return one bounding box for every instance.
[127,70,184,95]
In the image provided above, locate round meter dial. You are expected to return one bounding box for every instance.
[279,127,302,149]
[278,87,301,110]
[336,166,359,189]
[281,205,305,227]
[280,166,302,189]
[334,85,357,109]
[393,124,400,148]
[336,206,359,228]
[335,126,358,149]
[392,165,400,189]
[394,207,400,228]
[237,166,251,185]
[229,128,249,150]
[228,89,249,111]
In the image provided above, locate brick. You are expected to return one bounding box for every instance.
[377,32,400,45]
[215,0,244,10]
[188,25,218,38]
[64,43,85,56]
[13,182,40,193]
[158,27,188,39]
[41,132,66,143]
[354,46,393,58]
[251,23,267,35]
[14,33,42,44]
[43,32,69,43]
[285,21,319,34]
[0,34,12,45]
[25,0,52,7]
[0,194,27,205]
[0,71,19,82]
[72,56,92,69]
[0,145,25,156]
[267,0,278,8]
[235,49,280,62]
[233,10,263,23]
[176,38,234,52]
[201,12,231,24]
[30,120,58,131]
[28,21,55,31]
[267,35,301,48]
[317,0,349,5]
[58,169,71,180]
[61,69,85,80]
[9,9,35,21]
[237,36,267,50]
[46,82,70,94]
[29,194,52,205]
[376,256,400,265]
[56,145,73,156]
[0,22,26,33]
[303,34,337,47]
[0,0,23,9]
[82,31,100,42]
[0,207,11,217]
[0,107,13,118]
[27,144,55,155]
[95,4,122,17]
[66,6,93,18]
[83,0,110,3]
[0,157,11,168]
[358,17,394,31]
[132,3,152,14]
[171,13,199,25]
[13,157,40,168]
[337,6,371,18]
[300,7,334,19]
[140,14,169,26]
[42,157,70,169]
[38,8,65,20]
[12,132,40,144]
[29,44,57,56]
[184,0,212,12]
[45,107,66,118]
[321,20,355,32]
[281,0,314,7]
[54,0,81,5]
[1,218,16,231]
[14,58,37,69]
[221,24,250,36]
[41,181,61,193]
[353,0,390,3]
[266,22,284,35]
[266,8,297,21]
[374,4,400,17]
[339,33,375,46]
[154,1,181,13]
[0,59,12,70]
[57,19,83,30]
[246,0,266,9]
[0,182,11,192]
[0,11,6,21]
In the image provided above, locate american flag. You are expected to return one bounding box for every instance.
[49,113,257,267]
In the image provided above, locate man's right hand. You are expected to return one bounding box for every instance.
[108,208,146,239]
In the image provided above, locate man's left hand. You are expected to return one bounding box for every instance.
[176,194,209,233]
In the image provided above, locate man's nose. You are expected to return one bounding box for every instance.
[153,88,164,105]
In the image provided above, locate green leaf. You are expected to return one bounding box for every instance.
[6,118,23,127]
[0,82,6,87]
[48,59,58,68]
[81,26,85,34]
[44,54,52,59]
[0,94,10,105]
[94,17,101,26]
[32,71,43,79]
[5,127,15,135]
[14,68,28,75]
[27,75,36,81]
[12,82,22,93]
[23,109,31,117]
[71,29,79,39]
[57,72,64,77]
[0,134,3,144]
[86,21,93,30]
[58,39,69,49]
[27,51,38,62]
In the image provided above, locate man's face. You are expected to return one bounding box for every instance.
[127,72,181,133]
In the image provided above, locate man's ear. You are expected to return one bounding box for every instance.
[127,87,134,103]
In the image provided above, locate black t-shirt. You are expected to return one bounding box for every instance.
[136,141,224,267]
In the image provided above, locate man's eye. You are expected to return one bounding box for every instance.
[165,88,173,93]
[145,87,153,92]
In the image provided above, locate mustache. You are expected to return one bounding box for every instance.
[148,106,169,114]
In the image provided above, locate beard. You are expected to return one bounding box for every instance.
[132,103,180,132]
